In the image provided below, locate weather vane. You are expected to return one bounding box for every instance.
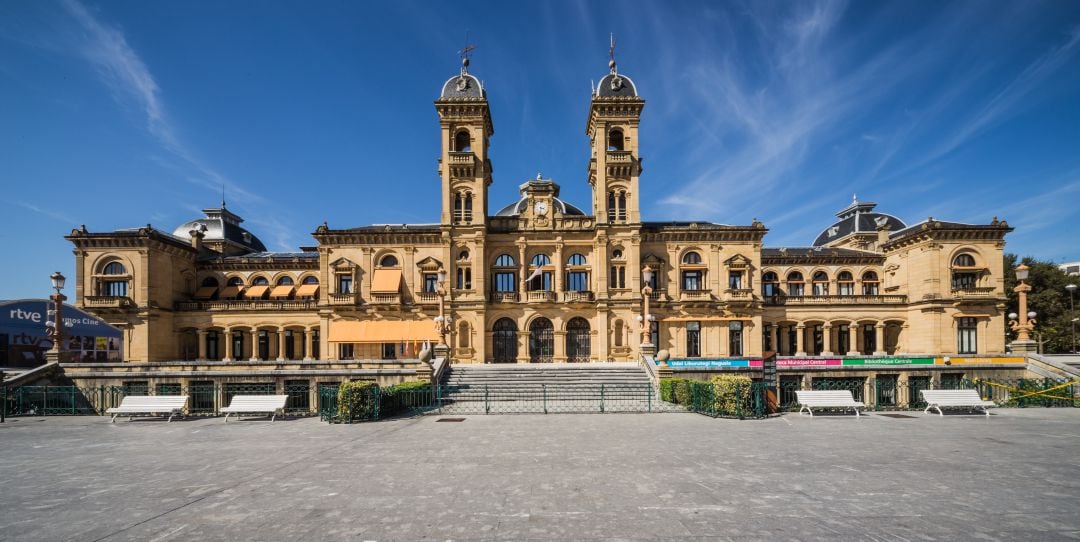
[608,33,617,74]
[459,31,476,75]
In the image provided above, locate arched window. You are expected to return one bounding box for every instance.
[566,317,591,362]
[493,255,515,292]
[682,252,702,265]
[812,271,829,296]
[681,252,704,291]
[528,254,552,291]
[302,276,319,285]
[494,254,515,267]
[227,276,244,287]
[787,271,804,296]
[567,253,587,266]
[607,191,617,222]
[454,130,471,152]
[453,193,463,222]
[862,271,880,295]
[529,317,554,363]
[251,276,269,286]
[607,129,624,151]
[617,192,627,221]
[611,249,623,260]
[837,271,854,296]
[277,276,294,286]
[456,267,472,289]
[762,271,779,297]
[458,249,470,261]
[201,277,219,288]
[953,254,976,267]
[379,254,399,267]
[464,193,473,223]
[530,254,551,267]
[492,318,517,363]
[567,254,589,291]
[103,262,127,275]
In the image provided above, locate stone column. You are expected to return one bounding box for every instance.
[795,323,806,357]
[771,324,780,355]
[518,242,527,295]
[554,242,564,295]
[223,328,234,361]
[822,324,833,356]
[553,330,567,363]
[847,324,858,355]
[874,322,886,356]
[250,330,259,361]
[197,330,208,361]
[518,330,530,364]
[277,328,287,361]
[304,329,314,361]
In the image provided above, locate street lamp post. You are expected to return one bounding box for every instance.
[1066,283,1077,353]
[45,271,67,364]
[1008,264,1038,354]
[640,265,661,362]
[433,267,452,359]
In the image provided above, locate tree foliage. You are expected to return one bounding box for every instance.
[1004,254,1079,353]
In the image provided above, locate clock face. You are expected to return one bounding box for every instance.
[534,201,548,215]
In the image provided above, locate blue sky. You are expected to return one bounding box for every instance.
[2,0,1079,299]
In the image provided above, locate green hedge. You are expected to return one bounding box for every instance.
[338,381,378,421]
[660,375,757,417]
[710,375,753,415]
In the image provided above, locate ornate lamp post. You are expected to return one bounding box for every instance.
[1008,264,1038,354]
[45,271,68,363]
[1066,283,1077,353]
[433,267,452,358]
[640,265,661,361]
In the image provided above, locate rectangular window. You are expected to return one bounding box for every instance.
[862,324,876,355]
[838,282,854,296]
[337,274,353,294]
[285,330,295,360]
[338,343,354,360]
[728,272,742,290]
[312,330,320,359]
[762,324,773,352]
[957,317,977,354]
[682,271,702,291]
[423,274,438,293]
[763,283,777,297]
[567,271,588,291]
[812,325,824,356]
[258,331,270,361]
[838,326,850,354]
[456,268,472,289]
[812,282,828,296]
[495,272,516,292]
[788,282,804,296]
[206,331,219,360]
[528,272,552,291]
[382,342,397,360]
[909,376,932,408]
[686,321,701,357]
[647,270,658,290]
[951,272,977,290]
[876,374,898,407]
[232,332,244,360]
[788,327,798,355]
[104,281,127,297]
[728,322,743,357]
[650,321,659,349]
[863,282,879,295]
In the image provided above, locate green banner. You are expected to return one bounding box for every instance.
[842,357,934,366]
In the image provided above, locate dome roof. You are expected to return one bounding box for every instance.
[440,73,485,99]
[812,198,906,247]
[172,205,267,253]
[494,176,587,217]
[595,72,638,98]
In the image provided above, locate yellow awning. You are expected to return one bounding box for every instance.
[270,285,294,299]
[244,285,270,299]
[219,286,243,299]
[193,286,217,300]
[328,320,438,343]
[295,284,320,298]
[371,269,402,293]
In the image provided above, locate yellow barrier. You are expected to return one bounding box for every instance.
[975,378,1080,402]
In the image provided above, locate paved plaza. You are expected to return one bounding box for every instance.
[2,410,1080,541]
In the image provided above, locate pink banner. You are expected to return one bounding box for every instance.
[749,359,764,367]
[776,358,842,367]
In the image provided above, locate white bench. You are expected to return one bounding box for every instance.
[106,395,188,422]
[220,395,289,422]
[921,389,997,417]
[796,390,864,417]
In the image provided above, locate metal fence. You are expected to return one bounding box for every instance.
[776,377,1078,411]
[1,382,318,418]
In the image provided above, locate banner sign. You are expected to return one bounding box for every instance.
[935,356,1024,365]
[843,357,934,366]
[777,357,933,367]
[667,359,763,368]
[776,358,842,367]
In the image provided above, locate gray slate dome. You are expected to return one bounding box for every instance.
[596,72,638,98]
[813,198,906,247]
[440,73,485,99]
[172,205,267,252]
[495,176,587,217]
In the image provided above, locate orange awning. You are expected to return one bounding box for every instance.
[244,285,270,299]
[371,269,402,293]
[295,284,320,298]
[193,286,217,300]
[328,320,438,343]
[219,286,243,299]
[661,316,750,322]
[270,285,294,299]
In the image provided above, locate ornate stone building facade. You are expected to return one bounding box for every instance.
[65,58,1013,367]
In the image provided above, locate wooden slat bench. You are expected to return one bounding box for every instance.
[106,395,188,422]
[221,395,289,422]
[795,390,864,417]
[921,389,997,417]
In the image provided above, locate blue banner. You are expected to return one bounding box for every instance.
[667,359,753,368]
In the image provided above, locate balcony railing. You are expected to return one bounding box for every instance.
[489,292,518,303]
[370,293,402,305]
[951,287,997,299]
[562,291,594,303]
[647,289,666,302]
[415,292,440,304]
[327,293,356,306]
[679,289,712,301]
[764,294,908,306]
[527,290,556,303]
[84,296,134,308]
[176,300,318,311]
[606,150,633,164]
[725,288,754,300]
[447,151,476,164]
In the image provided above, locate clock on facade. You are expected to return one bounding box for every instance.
[534,201,548,215]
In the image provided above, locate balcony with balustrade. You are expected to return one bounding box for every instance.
[489,291,518,304]
[370,293,402,305]
[84,296,135,309]
[414,291,440,305]
[175,299,318,311]
[327,293,357,306]
[562,291,594,303]
[526,290,556,303]
[679,289,712,302]
[764,294,908,306]
[951,287,998,300]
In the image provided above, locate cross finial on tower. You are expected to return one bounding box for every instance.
[608,33,617,75]
[852,193,858,204]
[459,32,476,76]
[221,183,226,208]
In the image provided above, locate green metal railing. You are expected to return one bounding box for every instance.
[776,377,1078,411]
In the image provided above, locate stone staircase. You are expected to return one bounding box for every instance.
[437,363,669,414]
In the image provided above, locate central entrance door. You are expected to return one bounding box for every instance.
[492,318,518,363]
[566,317,591,363]
[529,317,554,363]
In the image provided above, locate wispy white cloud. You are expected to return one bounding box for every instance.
[16,201,76,224]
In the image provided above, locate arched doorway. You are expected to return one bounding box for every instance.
[566,317,591,363]
[492,318,517,363]
[529,318,554,363]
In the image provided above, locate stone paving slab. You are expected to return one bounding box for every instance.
[2,409,1080,541]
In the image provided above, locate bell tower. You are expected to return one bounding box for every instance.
[587,36,644,225]
[436,49,493,227]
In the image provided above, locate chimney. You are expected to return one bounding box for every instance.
[189,226,206,251]
[876,225,890,247]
